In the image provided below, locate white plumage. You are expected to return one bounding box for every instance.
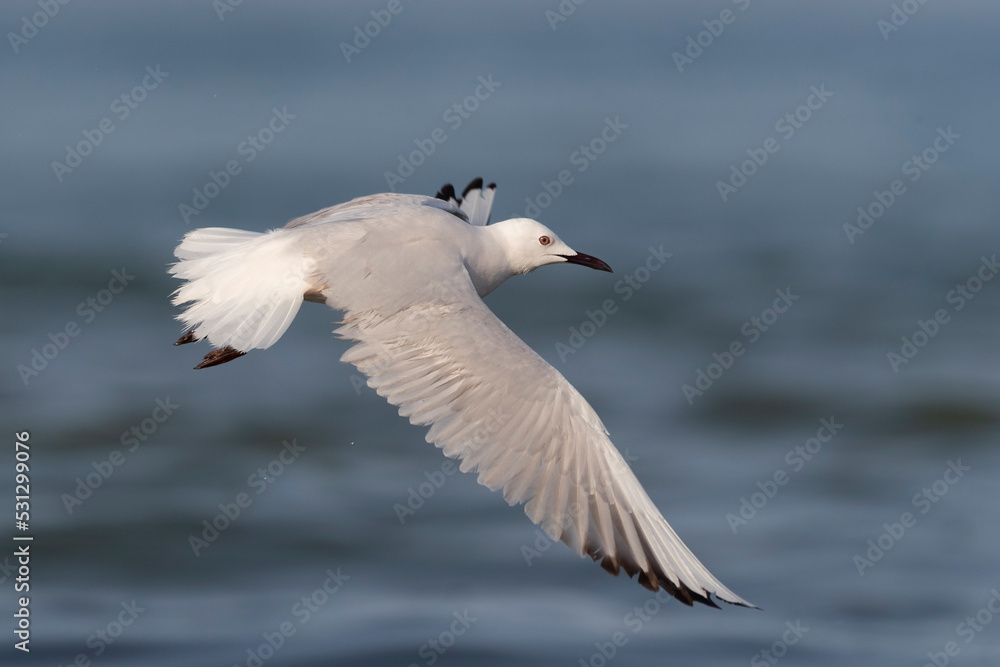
[170,228,313,352]
[169,179,755,609]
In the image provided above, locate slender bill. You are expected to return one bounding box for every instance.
[561,252,613,273]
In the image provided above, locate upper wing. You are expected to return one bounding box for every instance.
[285,193,468,229]
[335,270,754,608]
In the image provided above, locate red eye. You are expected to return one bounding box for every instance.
[539,235,551,246]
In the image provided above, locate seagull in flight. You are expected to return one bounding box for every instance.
[169,178,754,609]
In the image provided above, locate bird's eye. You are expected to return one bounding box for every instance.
[539,235,551,246]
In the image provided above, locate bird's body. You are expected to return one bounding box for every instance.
[170,179,755,609]
[296,195,524,306]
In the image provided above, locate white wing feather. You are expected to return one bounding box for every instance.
[459,180,496,226]
[335,270,754,608]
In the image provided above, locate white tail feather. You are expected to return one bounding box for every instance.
[174,227,263,260]
[170,227,314,352]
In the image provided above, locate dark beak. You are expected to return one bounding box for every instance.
[560,252,613,273]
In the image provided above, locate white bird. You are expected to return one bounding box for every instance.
[169,178,755,609]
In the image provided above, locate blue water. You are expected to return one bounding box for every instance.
[3,1,1000,665]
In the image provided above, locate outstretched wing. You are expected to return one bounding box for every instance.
[335,269,754,608]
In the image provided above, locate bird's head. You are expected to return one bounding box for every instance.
[493,218,613,276]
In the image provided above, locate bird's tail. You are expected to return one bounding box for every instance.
[169,227,316,368]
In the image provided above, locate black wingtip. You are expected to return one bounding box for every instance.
[194,346,246,369]
[435,184,456,202]
[174,329,200,346]
[461,177,484,199]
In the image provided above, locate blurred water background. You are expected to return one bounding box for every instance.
[2,1,1000,665]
